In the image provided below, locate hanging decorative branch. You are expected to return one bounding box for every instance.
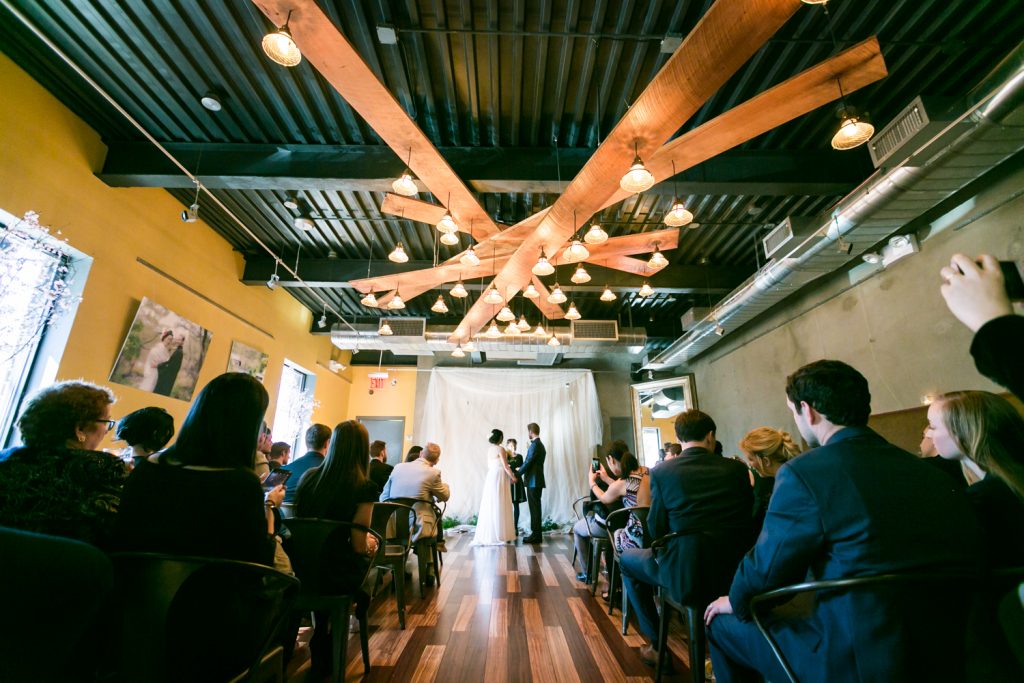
[0,211,82,362]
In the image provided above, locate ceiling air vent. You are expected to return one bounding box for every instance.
[868,95,956,169]
[380,317,426,339]
[571,320,618,342]
[762,216,817,260]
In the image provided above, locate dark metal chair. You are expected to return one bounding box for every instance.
[605,506,650,627]
[283,518,383,683]
[391,497,445,596]
[110,552,299,683]
[582,500,613,596]
[570,496,589,570]
[370,501,415,629]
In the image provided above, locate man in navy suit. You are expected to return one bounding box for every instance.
[280,423,331,503]
[704,360,982,683]
[519,422,546,543]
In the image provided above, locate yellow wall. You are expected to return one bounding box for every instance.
[0,53,351,447]
[346,366,419,447]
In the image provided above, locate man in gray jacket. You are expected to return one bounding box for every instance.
[380,441,450,543]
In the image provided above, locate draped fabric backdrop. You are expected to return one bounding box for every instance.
[418,368,602,526]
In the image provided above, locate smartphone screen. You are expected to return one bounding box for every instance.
[262,469,292,489]
[591,458,600,473]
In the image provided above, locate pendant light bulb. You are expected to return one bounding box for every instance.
[451,345,465,358]
[565,302,581,321]
[517,315,531,331]
[437,211,458,234]
[392,171,418,196]
[387,293,406,309]
[497,305,515,322]
[638,281,654,297]
[462,340,476,352]
[388,242,409,263]
[619,142,656,193]
[562,239,590,263]
[831,105,875,150]
[262,13,302,67]
[571,264,591,284]
[483,286,504,305]
[600,285,617,302]
[647,245,669,271]
[548,333,561,347]
[431,295,449,314]
[361,291,379,307]
[547,283,567,304]
[533,323,547,337]
[584,222,608,245]
[450,280,468,298]
[532,249,555,276]
[522,283,540,299]
[504,321,521,336]
[485,320,502,338]
[664,201,694,227]
[439,231,460,246]
[378,321,393,336]
[460,245,480,267]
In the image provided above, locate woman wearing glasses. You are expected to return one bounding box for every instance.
[0,380,127,546]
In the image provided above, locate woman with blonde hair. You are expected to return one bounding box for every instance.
[926,390,1024,566]
[739,427,801,536]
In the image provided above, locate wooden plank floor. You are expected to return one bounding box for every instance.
[286,533,696,682]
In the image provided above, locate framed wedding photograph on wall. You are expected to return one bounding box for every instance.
[227,340,269,382]
[109,297,211,400]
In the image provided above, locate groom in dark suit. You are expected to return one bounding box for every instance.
[519,422,546,544]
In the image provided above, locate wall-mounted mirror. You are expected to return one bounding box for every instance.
[630,375,697,468]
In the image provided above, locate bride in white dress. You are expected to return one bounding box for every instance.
[471,428,518,546]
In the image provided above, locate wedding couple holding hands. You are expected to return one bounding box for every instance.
[472,422,546,546]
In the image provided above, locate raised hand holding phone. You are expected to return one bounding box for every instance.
[940,253,1014,332]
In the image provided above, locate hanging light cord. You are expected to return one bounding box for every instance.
[0,0,360,335]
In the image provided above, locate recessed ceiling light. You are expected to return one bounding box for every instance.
[200,93,222,112]
[283,193,299,210]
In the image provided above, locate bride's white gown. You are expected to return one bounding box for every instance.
[471,444,517,545]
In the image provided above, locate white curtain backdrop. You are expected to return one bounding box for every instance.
[418,368,602,526]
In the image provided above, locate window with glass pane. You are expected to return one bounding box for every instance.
[272,360,317,453]
[0,224,72,440]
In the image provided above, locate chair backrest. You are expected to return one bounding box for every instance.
[652,527,749,607]
[371,502,414,550]
[605,506,650,553]
[283,518,383,595]
[572,496,588,522]
[0,526,113,683]
[390,497,443,542]
[110,552,299,683]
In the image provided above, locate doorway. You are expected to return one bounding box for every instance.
[358,416,406,466]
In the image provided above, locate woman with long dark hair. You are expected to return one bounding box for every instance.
[114,373,283,565]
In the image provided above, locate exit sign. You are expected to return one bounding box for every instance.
[369,375,387,390]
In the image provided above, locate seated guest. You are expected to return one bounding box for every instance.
[292,420,380,678]
[737,427,800,536]
[405,445,423,463]
[575,441,648,582]
[253,421,273,480]
[665,443,682,460]
[381,442,450,545]
[0,381,126,546]
[705,361,982,683]
[268,441,291,470]
[368,439,393,489]
[619,410,753,666]
[927,390,1024,566]
[114,373,284,565]
[940,253,1023,400]
[918,424,968,490]
[280,423,331,503]
[115,406,174,469]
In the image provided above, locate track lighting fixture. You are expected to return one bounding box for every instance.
[431,295,448,314]
[600,285,617,302]
[262,11,302,67]
[532,249,555,276]
[517,315,531,332]
[485,320,502,338]
[548,333,561,347]
[387,292,405,309]
[181,179,200,223]
[392,148,418,196]
[522,282,540,299]
[440,231,460,246]
[360,290,378,307]
[450,280,469,298]
[647,244,669,270]
[379,321,393,336]
[831,104,875,150]
[862,252,881,265]
[483,285,504,306]
[638,281,654,297]
[547,283,567,304]
[571,264,591,284]
[714,322,725,336]
[451,344,465,358]
[562,239,590,263]
[620,140,656,193]
[388,242,409,263]
[317,305,328,329]
[533,323,547,337]
[565,302,581,321]
[497,305,516,322]
[460,245,480,267]
[266,260,281,289]
[584,221,608,245]
[504,321,522,336]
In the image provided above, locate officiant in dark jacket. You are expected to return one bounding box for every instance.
[518,423,546,543]
[506,439,526,531]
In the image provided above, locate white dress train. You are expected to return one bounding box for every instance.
[471,444,517,545]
